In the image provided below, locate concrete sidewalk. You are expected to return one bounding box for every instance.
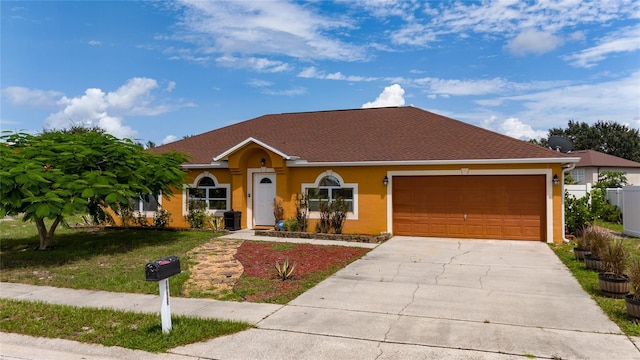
[2,236,640,359]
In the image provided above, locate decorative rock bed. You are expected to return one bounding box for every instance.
[254,230,391,244]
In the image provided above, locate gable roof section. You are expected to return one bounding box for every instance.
[573,150,640,168]
[213,137,298,161]
[154,107,575,165]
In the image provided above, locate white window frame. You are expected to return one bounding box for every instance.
[132,192,162,218]
[301,171,358,220]
[571,168,585,184]
[182,172,230,216]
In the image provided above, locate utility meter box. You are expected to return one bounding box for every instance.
[145,255,181,282]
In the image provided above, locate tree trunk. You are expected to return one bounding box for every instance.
[34,216,61,250]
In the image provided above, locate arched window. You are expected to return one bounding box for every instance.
[306,174,354,213]
[188,176,228,211]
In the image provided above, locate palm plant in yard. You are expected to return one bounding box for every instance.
[598,239,630,298]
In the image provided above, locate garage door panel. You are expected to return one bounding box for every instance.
[392,175,546,241]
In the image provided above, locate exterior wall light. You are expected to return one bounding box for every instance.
[260,158,266,167]
[553,174,560,185]
[383,175,389,186]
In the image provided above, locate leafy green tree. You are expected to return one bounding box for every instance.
[0,130,189,250]
[543,120,640,162]
[593,171,628,190]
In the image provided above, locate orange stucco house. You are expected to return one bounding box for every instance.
[147,106,579,243]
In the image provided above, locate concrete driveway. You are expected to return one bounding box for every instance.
[173,236,640,359]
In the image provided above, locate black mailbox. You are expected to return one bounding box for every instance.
[145,255,181,282]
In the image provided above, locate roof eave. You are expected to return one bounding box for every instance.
[183,162,229,169]
[286,157,581,167]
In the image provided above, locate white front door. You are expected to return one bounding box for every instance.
[253,174,276,226]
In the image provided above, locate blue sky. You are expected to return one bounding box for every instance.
[2,0,639,146]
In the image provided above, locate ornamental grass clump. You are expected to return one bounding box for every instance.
[600,239,628,278]
[583,226,611,260]
[628,258,640,301]
[575,226,592,250]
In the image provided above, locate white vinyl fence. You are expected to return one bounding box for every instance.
[565,185,624,212]
[623,186,640,237]
[565,184,592,200]
[605,188,624,213]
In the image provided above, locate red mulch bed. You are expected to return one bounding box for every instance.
[233,241,370,303]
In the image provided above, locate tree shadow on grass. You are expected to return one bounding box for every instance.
[0,227,209,270]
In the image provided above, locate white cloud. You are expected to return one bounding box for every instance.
[42,77,185,139]
[47,87,137,139]
[480,115,547,140]
[248,79,273,88]
[410,76,572,98]
[165,81,176,92]
[174,0,366,62]
[390,23,437,46]
[297,66,378,82]
[106,78,158,111]
[216,55,291,73]
[505,30,563,56]
[499,117,548,140]
[418,77,508,96]
[162,135,178,144]
[468,71,640,136]
[362,84,405,108]
[387,0,638,48]
[88,40,101,46]
[262,87,307,96]
[1,86,63,107]
[562,25,640,68]
[480,71,640,133]
[568,31,585,42]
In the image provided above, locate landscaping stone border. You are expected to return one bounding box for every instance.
[254,230,391,244]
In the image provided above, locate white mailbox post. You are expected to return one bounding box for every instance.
[145,256,181,334]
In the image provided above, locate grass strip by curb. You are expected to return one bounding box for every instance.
[550,243,640,336]
[0,298,252,353]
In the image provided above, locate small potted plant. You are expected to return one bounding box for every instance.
[583,227,608,272]
[625,257,640,318]
[598,238,630,298]
[573,232,591,261]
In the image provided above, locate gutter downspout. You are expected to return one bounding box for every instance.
[562,162,577,243]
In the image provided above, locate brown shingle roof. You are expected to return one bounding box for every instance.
[573,150,640,168]
[154,106,572,164]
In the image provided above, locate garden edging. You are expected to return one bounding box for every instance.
[254,230,390,244]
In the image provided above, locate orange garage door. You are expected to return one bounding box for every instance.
[392,175,546,241]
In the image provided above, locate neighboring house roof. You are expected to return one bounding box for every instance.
[154,106,575,165]
[572,150,640,168]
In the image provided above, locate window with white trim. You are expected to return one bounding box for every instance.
[135,193,159,212]
[129,193,160,217]
[570,168,585,184]
[302,172,358,219]
[188,176,229,211]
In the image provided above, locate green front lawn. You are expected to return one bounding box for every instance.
[1,217,216,296]
[0,298,251,353]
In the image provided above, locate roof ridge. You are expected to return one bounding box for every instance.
[266,106,408,116]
